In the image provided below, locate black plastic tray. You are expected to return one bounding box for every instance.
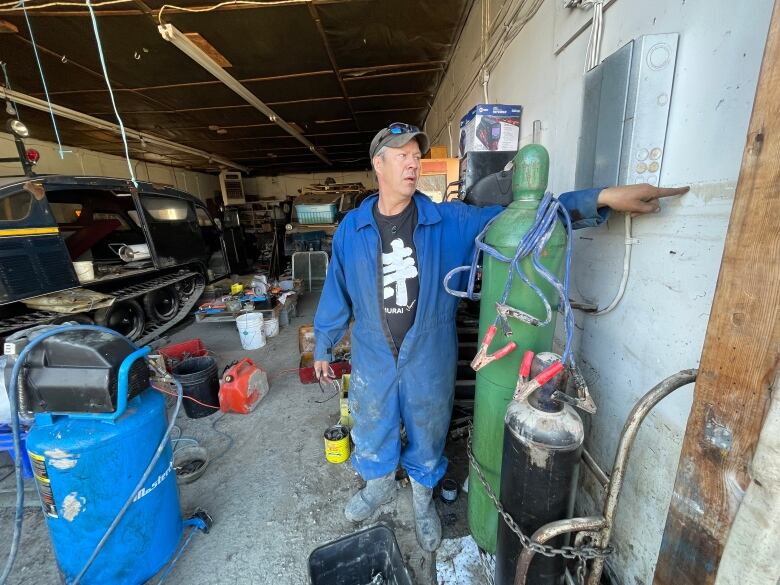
[308,524,412,585]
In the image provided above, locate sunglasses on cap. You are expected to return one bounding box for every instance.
[387,122,420,135]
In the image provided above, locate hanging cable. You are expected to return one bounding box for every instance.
[20,0,67,159]
[584,0,605,71]
[429,0,545,146]
[591,213,633,315]
[1,0,127,8]
[480,0,489,103]
[85,0,137,186]
[0,0,307,11]
[564,0,605,71]
[157,0,308,23]
[447,119,454,158]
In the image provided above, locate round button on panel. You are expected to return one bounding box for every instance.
[636,162,648,173]
[648,43,672,70]
[650,147,662,160]
[637,148,649,161]
[648,161,660,173]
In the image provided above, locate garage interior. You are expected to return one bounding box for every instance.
[0,0,778,584]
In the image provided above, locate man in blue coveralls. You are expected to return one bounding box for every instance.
[313,123,688,551]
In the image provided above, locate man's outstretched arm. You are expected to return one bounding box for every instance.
[560,184,690,229]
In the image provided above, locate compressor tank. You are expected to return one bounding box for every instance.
[494,353,583,585]
[26,388,182,584]
[468,145,567,552]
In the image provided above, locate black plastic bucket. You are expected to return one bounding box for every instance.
[308,524,412,585]
[172,357,220,418]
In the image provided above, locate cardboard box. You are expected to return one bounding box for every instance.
[425,145,449,159]
[459,104,522,154]
[298,323,351,358]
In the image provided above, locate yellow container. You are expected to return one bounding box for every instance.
[324,425,350,464]
[230,283,245,295]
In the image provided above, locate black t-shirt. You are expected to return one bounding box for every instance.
[373,200,419,351]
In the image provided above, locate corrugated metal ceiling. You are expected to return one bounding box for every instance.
[0,0,474,175]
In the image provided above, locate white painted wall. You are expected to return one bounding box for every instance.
[245,170,376,200]
[0,129,374,205]
[426,0,774,583]
[0,132,220,202]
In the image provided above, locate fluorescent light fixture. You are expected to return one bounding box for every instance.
[0,85,248,173]
[159,23,331,166]
[183,32,232,68]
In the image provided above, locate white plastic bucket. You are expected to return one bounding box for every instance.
[236,313,265,350]
[263,318,279,338]
[73,261,94,283]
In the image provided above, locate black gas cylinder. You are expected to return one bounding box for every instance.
[494,353,584,585]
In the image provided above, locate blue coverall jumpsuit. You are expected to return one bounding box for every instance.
[314,189,605,488]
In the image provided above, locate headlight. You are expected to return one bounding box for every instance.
[7,119,29,138]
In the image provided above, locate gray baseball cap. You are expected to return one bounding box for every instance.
[369,123,430,159]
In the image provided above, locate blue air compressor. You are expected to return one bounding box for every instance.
[1,325,209,585]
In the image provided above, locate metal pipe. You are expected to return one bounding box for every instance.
[515,516,607,585]
[45,70,334,96]
[344,67,444,82]
[341,60,448,74]
[586,369,698,585]
[582,447,609,489]
[6,0,363,17]
[158,23,331,166]
[307,2,360,130]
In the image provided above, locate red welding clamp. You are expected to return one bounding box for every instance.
[470,324,517,371]
[513,359,565,403]
[519,350,534,383]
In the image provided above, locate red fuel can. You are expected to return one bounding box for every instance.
[219,358,269,414]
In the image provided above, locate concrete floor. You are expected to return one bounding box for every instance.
[0,293,476,584]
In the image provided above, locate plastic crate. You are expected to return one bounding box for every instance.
[292,251,329,292]
[308,524,412,585]
[296,203,337,225]
[159,338,208,372]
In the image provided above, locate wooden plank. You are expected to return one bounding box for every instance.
[653,2,780,583]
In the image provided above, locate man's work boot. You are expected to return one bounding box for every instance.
[411,478,442,552]
[344,471,397,522]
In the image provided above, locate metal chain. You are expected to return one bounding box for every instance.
[576,557,587,585]
[466,425,613,561]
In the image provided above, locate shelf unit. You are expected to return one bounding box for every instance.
[238,200,289,233]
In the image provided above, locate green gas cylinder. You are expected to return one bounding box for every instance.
[467,144,567,553]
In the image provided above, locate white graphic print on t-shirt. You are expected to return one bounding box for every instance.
[382,238,418,307]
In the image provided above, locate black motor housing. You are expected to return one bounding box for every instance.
[7,329,148,414]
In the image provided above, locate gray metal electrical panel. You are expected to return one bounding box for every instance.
[575,33,679,190]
